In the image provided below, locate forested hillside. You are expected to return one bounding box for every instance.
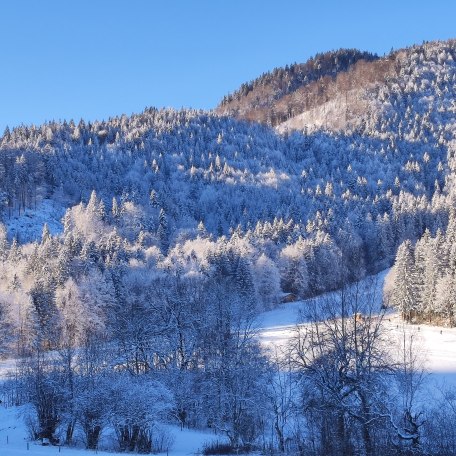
[219,40,456,137]
[1,38,456,455]
[217,49,379,125]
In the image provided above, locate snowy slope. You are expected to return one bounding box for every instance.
[257,269,388,348]
[4,199,64,242]
[276,87,370,134]
[257,269,456,387]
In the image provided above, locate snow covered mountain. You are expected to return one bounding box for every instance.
[219,40,456,140]
[217,48,379,128]
[2,38,456,455]
[2,40,456,292]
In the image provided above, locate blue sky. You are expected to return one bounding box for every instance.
[1,0,456,132]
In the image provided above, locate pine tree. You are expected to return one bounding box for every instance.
[41,223,51,244]
[112,197,120,219]
[253,254,281,310]
[8,237,21,264]
[279,243,309,297]
[197,221,207,238]
[29,280,58,348]
[157,208,169,252]
[0,298,14,356]
[419,237,439,321]
[62,209,72,236]
[149,190,159,208]
[235,257,255,310]
[391,240,418,322]
[0,223,8,261]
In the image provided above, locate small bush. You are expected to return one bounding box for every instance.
[202,441,235,455]
[202,441,253,455]
[151,426,174,454]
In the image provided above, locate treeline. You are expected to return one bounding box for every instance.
[388,206,456,325]
[0,107,450,275]
[219,39,456,136]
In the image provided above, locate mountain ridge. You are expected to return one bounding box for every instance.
[217,39,456,135]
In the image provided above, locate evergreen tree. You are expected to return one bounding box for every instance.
[157,208,169,252]
[0,223,8,261]
[391,240,418,322]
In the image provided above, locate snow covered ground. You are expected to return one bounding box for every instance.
[4,199,64,242]
[257,269,456,388]
[0,405,222,456]
[0,360,223,455]
[257,269,388,351]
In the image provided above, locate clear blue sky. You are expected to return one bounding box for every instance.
[1,0,456,132]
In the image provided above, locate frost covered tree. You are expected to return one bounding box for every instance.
[290,278,425,455]
[279,243,309,297]
[390,213,456,324]
[110,376,173,452]
[0,223,8,261]
[0,297,14,356]
[390,240,418,322]
[253,253,281,309]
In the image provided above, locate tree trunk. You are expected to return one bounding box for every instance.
[87,426,101,450]
[65,421,75,445]
[275,415,285,452]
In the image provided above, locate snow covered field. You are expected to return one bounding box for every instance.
[0,405,221,456]
[259,305,456,383]
[257,269,388,351]
[257,269,456,385]
[1,268,456,455]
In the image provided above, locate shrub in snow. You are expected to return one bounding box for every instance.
[109,375,174,453]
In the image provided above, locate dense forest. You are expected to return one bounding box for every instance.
[218,48,379,125]
[388,207,456,325]
[1,39,456,455]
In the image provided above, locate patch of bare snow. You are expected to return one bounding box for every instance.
[4,200,65,242]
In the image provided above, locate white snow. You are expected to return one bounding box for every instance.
[162,425,226,456]
[276,87,370,134]
[5,199,64,242]
[257,269,388,350]
[257,269,456,388]
[0,404,222,456]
